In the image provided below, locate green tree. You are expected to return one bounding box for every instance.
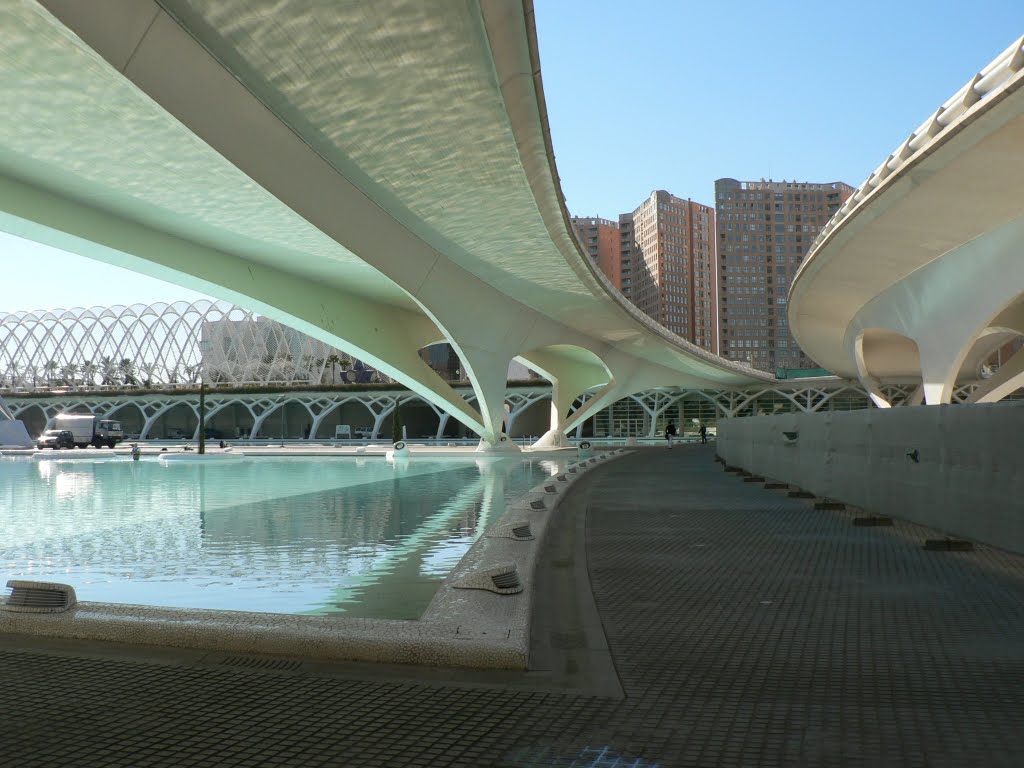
[43,360,58,387]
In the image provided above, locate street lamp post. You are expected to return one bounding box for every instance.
[198,338,211,455]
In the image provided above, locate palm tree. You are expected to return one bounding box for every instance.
[140,361,159,388]
[325,353,342,384]
[300,354,319,384]
[118,358,138,386]
[59,363,78,387]
[100,357,117,386]
[80,361,99,388]
[43,360,58,387]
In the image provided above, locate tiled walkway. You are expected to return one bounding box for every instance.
[3,446,1024,767]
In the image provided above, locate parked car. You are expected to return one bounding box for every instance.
[37,429,75,450]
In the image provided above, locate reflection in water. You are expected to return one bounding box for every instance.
[35,460,96,501]
[0,455,569,617]
[539,460,562,476]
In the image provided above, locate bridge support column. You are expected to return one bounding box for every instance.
[919,343,958,405]
[859,375,892,408]
[454,344,520,452]
[519,348,613,449]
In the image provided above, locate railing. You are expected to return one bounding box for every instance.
[133,435,713,448]
[803,35,1024,262]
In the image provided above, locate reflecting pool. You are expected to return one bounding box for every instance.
[0,454,569,618]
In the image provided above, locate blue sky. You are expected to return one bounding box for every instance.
[2,1,1023,312]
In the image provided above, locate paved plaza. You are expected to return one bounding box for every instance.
[2,446,1024,766]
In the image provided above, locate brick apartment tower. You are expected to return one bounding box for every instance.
[714,178,854,372]
[618,190,717,351]
[571,216,624,295]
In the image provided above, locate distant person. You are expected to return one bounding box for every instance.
[699,423,708,444]
[665,421,677,449]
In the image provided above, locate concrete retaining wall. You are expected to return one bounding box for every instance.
[0,419,32,448]
[717,403,1024,554]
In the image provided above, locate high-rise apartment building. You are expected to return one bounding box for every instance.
[619,190,717,350]
[571,216,622,292]
[617,212,635,302]
[715,178,854,371]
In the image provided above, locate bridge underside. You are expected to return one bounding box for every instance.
[0,1,768,449]
[790,37,1024,407]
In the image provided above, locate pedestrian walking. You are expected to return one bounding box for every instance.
[665,421,677,449]
[699,423,708,444]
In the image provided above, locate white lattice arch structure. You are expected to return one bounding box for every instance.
[3,379,880,443]
[0,300,376,391]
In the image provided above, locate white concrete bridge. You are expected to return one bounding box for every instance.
[0,1,769,449]
[790,36,1024,407]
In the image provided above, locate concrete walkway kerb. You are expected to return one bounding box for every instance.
[0,449,629,670]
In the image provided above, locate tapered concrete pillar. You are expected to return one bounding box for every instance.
[520,346,612,449]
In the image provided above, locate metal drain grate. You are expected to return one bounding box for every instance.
[489,521,534,541]
[544,484,557,493]
[924,538,974,552]
[491,570,521,591]
[218,656,303,672]
[453,563,523,594]
[815,500,846,510]
[853,515,894,527]
[530,499,546,510]
[556,474,567,482]
[2,580,77,613]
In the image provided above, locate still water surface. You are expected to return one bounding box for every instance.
[0,454,569,618]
